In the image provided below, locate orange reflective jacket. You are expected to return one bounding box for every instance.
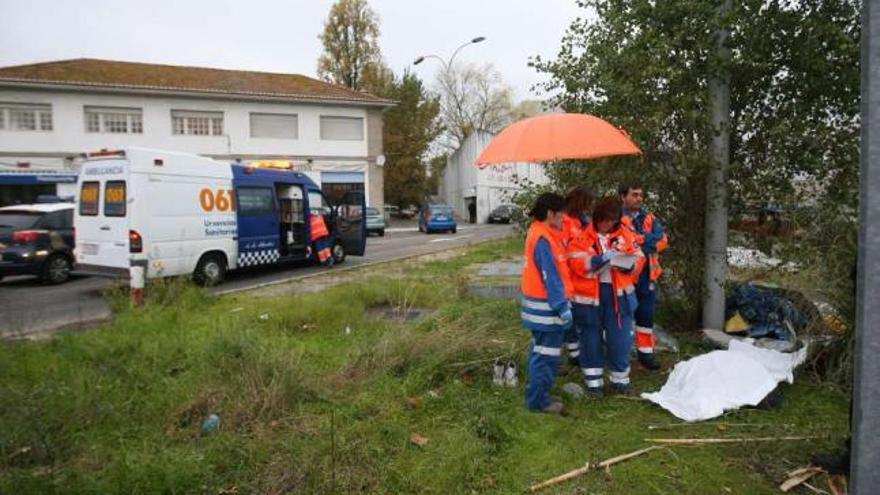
[522,220,573,300]
[310,214,330,240]
[566,227,600,306]
[561,213,587,248]
[622,212,667,281]
[577,223,643,314]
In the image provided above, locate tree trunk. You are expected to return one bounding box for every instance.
[703,0,732,331]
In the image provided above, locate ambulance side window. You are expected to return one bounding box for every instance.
[308,191,331,216]
[80,182,100,216]
[237,187,276,215]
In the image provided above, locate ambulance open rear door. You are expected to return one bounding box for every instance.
[335,190,366,257]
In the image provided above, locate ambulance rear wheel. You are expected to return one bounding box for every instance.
[332,243,346,264]
[194,254,226,286]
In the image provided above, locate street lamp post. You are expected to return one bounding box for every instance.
[413,36,486,71]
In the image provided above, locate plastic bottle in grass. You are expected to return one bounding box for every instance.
[202,414,220,434]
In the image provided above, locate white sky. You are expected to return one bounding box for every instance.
[0,0,587,100]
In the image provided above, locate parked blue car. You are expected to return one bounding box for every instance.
[418,204,457,234]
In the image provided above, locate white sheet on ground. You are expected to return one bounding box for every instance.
[641,340,808,422]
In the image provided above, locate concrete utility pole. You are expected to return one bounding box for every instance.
[703,0,732,331]
[851,0,880,490]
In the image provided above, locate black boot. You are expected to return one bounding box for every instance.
[637,352,660,370]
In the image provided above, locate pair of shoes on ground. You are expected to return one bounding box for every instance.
[492,360,518,387]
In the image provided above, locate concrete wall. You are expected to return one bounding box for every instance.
[441,130,550,223]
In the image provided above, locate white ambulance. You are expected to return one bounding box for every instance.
[74,148,366,285]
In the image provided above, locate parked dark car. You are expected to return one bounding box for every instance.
[0,203,75,284]
[487,204,515,224]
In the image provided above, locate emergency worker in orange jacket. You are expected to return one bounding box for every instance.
[559,186,594,368]
[521,192,573,415]
[568,196,643,396]
[619,183,668,370]
[309,212,334,267]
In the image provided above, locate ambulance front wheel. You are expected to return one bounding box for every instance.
[193,253,227,286]
[332,243,346,264]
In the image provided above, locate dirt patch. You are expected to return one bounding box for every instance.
[367,304,435,323]
[247,247,474,298]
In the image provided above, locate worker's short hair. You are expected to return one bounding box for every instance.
[529,192,565,221]
[565,186,595,217]
[618,182,643,197]
[592,196,623,224]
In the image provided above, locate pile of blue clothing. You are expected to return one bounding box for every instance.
[725,283,807,341]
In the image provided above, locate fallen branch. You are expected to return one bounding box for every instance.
[646,436,820,445]
[528,446,660,492]
[647,422,793,431]
[780,467,824,492]
[826,475,846,495]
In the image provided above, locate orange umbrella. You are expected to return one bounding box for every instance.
[475,113,640,167]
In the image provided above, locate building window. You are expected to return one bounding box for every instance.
[171,110,224,136]
[0,103,52,131]
[320,116,364,141]
[250,113,298,139]
[84,106,143,134]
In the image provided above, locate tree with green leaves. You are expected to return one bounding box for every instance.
[317,0,383,91]
[377,71,443,208]
[531,0,860,333]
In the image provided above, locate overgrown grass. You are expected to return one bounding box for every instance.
[0,238,850,494]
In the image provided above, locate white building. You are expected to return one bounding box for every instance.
[0,58,392,207]
[440,130,550,224]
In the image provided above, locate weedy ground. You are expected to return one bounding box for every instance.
[0,238,849,494]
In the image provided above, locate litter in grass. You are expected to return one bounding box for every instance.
[201,413,220,434]
[654,325,680,353]
[728,246,798,271]
[780,466,824,492]
[642,339,808,421]
[409,432,430,447]
[725,283,811,342]
[258,313,270,321]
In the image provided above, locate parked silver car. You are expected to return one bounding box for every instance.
[366,207,386,236]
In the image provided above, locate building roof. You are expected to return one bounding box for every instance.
[0,58,394,107]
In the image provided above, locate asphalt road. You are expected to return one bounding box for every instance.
[0,223,513,340]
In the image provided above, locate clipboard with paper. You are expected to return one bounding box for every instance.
[610,252,637,270]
